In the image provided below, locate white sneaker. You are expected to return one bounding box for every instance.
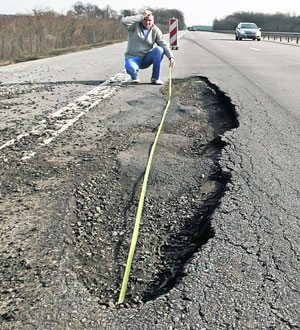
[131,78,140,83]
[151,78,163,85]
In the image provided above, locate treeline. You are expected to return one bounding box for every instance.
[70,3,185,29]
[213,12,300,32]
[0,11,127,64]
[0,2,185,64]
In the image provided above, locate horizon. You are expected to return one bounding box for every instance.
[0,0,300,26]
[1,8,300,27]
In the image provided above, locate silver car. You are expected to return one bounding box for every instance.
[235,22,261,41]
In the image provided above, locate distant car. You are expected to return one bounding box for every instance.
[235,22,261,41]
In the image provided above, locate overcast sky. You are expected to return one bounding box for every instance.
[1,0,300,25]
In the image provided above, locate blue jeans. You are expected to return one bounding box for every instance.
[125,46,164,80]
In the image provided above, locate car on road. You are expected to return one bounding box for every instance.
[235,22,261,41]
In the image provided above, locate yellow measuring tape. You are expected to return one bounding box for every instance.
[118,66,173,304]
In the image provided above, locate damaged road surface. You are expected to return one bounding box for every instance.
[1,31,300,329]
[72,77,237,306]
[1,76,237,328]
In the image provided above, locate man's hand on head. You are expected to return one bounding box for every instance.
[143,10,152,18]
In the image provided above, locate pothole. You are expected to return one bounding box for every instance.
[71,76,238,307]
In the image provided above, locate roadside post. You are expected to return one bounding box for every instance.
[169,17,179,50]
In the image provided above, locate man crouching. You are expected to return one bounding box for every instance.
[121,10,175,85]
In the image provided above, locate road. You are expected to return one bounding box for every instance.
[0,31,299,329]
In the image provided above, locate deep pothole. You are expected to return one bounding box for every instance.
[71,76,238,307]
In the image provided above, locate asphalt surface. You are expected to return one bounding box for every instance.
[1,31,299,329]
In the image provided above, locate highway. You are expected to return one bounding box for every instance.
[0,31,299,328]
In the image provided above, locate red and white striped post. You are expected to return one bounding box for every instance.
[169,17,179,50]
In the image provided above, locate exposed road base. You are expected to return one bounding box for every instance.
[0,76,237,327]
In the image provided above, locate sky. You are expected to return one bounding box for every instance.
[1,0,300,26]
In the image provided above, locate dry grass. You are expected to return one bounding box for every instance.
[0,13,130,65]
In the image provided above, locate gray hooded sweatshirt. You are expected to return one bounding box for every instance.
[121,14,174,60]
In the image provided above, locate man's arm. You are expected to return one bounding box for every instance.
[120,14,143,31]
[155,29,176,67]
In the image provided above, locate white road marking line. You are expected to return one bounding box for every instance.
[178,30,187,39]
[250,47,261,51]
[42,111,85,146]
[1,71,131,160]
[0,132,30,150]
[0,139,15,150]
